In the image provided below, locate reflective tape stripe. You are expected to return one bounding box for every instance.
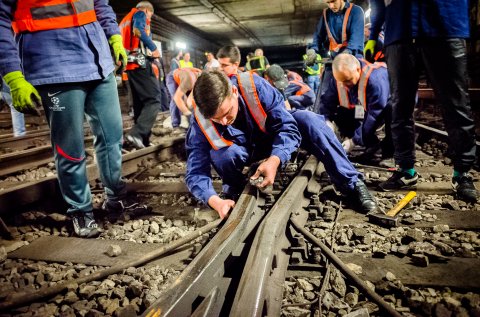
[30,0,93,20]
[324,5,353,53]
[358,61,386,108]
[237,72,267,133]
[192,100,232,150]
[337,82,354,109]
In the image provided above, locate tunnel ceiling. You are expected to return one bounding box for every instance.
[111,0,329,48]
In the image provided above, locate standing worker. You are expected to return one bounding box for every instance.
[120,1,162,149]
[245,48,270,77]
[302,49,322,94]
[179,52,193,69]
[170,49,183,72]
[368,0,478,203]
[0,0,147,237]
[309,0,364,112]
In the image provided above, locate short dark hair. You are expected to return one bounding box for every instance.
[193,71,232,119]
[216,46,241,64]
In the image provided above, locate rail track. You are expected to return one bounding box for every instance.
[0,114,479,316]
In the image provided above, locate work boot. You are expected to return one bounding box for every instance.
[71,212,102,238]
[125,133,145,149]
[378,170,419,192]
[452,173,478,203]
[102,197,150,221]
[349,180,377,213]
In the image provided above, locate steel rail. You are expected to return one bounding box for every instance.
[230,156,318,316]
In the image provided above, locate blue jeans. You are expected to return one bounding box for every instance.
[166,72,182,127]
[306,75,320,94]
[37,73,126,213]
[2,79,26,137]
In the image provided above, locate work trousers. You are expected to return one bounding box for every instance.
[288,90,316,110]
[37,73,126,213]
[386,39,476,172]
[165,72,182,127]
[313,65,333,114]
[127,63,162,146]
[306,74,321,95]
[210,110,359,196]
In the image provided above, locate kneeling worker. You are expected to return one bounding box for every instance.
[185,70,377,219]
[320,53,393,159]
[265,64,316,110]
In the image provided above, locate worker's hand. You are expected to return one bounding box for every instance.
[109,34,127,69]
[325,119,335,132]
[4,71,42,115]
[208,195,235,219]
[250,156,280,188]
[342,138,355,153]
[364,40,377,60]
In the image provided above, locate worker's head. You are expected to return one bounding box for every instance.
[254,48,264,56]
[193,71,239,125]
[332,53,361,88]
[216,46,241,76]
[246,52,254,61]
[325,0,345,13]
[184,52,191,61]
[364,22,371,40]
[136,1,154,18]
[264,64,289,90]
[176,49,183,59]
[206,52,215,62]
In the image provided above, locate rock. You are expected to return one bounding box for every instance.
[330,270,347,297]
[114,305,138,317]
[433,303,452,317]
[402,228,424,244]
[385,272,396,282]
[433,224,450,233]
[296,278,314,292]
[411,253,429,267]
[0,246,6,263]
[433,241,455,256]
[345,263,362,275]
[345,292,359,306]
[106,245,122,257]
[444,296,461,309]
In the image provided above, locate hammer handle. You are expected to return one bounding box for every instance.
[386,191,416,217]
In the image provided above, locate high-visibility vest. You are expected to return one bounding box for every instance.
[193,72,267,150]
[337,60,387,110]
[172,68,202,87]
[12,0,97,33]
[179,60,193,68]
[290,80,311,96]
[324,4,353,53]
[247,56,266,72]
[302,54,322,75]
[287,71,303,82]
[119,8,151,71]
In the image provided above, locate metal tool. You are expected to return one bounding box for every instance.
[368,191,416,227]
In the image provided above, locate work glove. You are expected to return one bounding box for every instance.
[342,138,355,154]
[364,40,377,61]
[325,119,335,132]
[109,34,127,70]
[4,71,42,115]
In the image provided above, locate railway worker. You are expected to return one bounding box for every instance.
[369,0,478,202]
[185,70,377,219]
[309,0,365,113]
[179,52,194,69]
[320,54,393,160]
[286,70,303,82]
[0,0,148,238]
[165,67,202,129]
[170,49,183,72]
[264,64,316,111]
[302,49,322,94]
[119,1,163,149]
[363,23,384,63]
[245,48,270,77]
[216,46,243,78]
[204,52,220,71]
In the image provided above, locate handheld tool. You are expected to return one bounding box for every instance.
[368,191,416,227]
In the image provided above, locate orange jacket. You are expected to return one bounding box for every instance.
[12,0,97,33]
[119,8,151,71]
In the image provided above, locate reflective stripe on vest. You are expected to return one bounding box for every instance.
[324,4,353,53]
[337,60,387,110]
[291,80,311,96]
[236,72,267,133]
[13,0,96,33]
[192,99,233,150]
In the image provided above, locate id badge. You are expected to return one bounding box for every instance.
[354,105,365,120]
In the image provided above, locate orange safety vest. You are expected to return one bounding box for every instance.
[193,72,267,150]
[119,8,151,71]
[12,0,97,33]
[173,68,202,86]
[324,4,353,53]
[287,71,303,82]
[337,60,387,110]
[290,80,311,96]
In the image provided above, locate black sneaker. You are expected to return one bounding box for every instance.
[102,197,149,219]
[378,170,419,192]
[452,174,478,203]
[72,212,102,238]
[349,180,377,213]
[125,134,145,149]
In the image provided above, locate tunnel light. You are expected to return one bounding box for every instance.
[176,42,187,50]
[365,8,371,19]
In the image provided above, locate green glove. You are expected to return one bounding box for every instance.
[4,71,42,115]
[364,40,377,59]
[109,34,127,69]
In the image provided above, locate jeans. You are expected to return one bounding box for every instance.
[37,73,126,213]
[2,79,26,137]
[166,72,182,127]
[306,74,320,94]
[386,38,476,172]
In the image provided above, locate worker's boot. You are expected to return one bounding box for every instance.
[349,180,377,213]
